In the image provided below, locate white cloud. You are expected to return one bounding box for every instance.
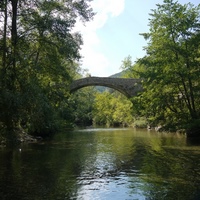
[92,0,125,17]
[81,49,109,77]
[74,0,125,77]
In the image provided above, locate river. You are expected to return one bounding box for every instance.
[1,128,200,200]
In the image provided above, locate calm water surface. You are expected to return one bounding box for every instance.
[1,128,200,200]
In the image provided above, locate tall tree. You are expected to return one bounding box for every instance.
[0,0,94,141]
[135,0,200,134]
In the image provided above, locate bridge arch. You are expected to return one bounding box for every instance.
[70,77,142,98]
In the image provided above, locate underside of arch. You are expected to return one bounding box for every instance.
[70,77,142,98]
[70,83,130,97]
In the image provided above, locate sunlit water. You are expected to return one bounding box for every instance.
[1,128,200,200]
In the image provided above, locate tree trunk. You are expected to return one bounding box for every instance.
[10,0,18,83]
[2,0,7,74]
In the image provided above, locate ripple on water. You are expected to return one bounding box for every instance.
[73,169,146,200]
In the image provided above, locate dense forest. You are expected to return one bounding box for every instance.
[0,0,200,144]
[0,0,94,143]
[129,0,200,136]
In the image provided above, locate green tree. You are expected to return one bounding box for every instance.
[134,0,200,134]
[70,86,96,126]
[112,95,133,127]
[120,56,145,79]
[0,0,94,142]
[92,91,133,127]
[92,91,114,127]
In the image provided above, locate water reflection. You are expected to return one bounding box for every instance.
[0,129,200,199]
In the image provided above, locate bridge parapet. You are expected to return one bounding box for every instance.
[70,77,142,98]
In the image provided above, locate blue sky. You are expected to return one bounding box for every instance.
[75,0,199,77]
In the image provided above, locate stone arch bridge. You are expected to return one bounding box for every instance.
[70,77,142,98]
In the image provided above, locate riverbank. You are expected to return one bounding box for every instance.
[0,128,41,147]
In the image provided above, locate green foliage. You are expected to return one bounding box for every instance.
[92,91,133,127]
[69,86,96,126]
[0,0,94,141]
[120,56,146,79]
[131,0,200,133]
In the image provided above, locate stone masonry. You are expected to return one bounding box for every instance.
[70,77,142,98]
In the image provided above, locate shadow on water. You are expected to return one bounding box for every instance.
[1,128,200,199]
[186,136,200,146]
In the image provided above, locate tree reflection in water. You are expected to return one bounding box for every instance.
[0,129,200,200]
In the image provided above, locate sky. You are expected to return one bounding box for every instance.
[75,0,199,77]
